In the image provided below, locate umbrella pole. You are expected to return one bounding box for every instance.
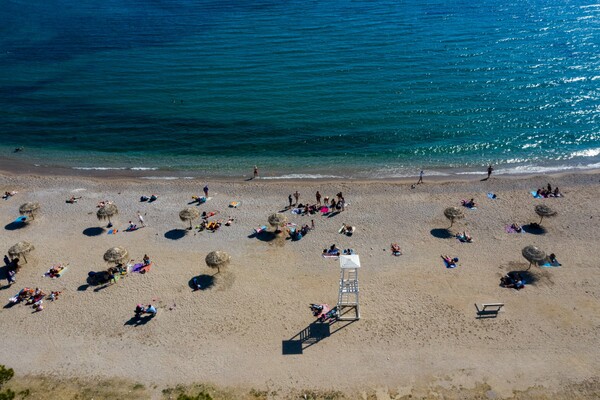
[189,220,193,230]
[23,254,27,263]
[539,215,544,225]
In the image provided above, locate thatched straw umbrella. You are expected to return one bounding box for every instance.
[8,241,34,263]
[522,245,546,270]
[103,246,129,265]
[205,250,230,274]
[97,203,118,226]
[268,212,287,232]
[444,207,464,228]
[19,202,40,220]
[179,207,200,229]
[534,204,557,225]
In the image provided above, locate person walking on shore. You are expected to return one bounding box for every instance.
[487,165,494,179]
[316,191,321,206]
[203,185,209,198]
[417,170,424,184]
[137,212,145,227]
[293,191,300,206]
[253,165,259,179]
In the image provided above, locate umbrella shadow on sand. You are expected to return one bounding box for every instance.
[188,274,215,291]
[4,221,27,231]
[248,231,277,242]
[83,227,105,237]
[430,228,453,239]
[523,223,547,235]
[164,229,187,240]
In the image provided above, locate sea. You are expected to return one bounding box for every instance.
[1,0,599,179]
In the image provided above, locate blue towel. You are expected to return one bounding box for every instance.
[487,193,497,199]
[14,216,27,223]
[541,262,561,268]
[531,191,542,198]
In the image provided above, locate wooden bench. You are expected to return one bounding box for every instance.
[475,303,504,318]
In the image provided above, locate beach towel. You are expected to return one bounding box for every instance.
[505,225,525,234]
[487,192,497,199]
[254,225,267,234]
[131,263,145,273]
[531,191,542,198]
[320,206,329,213]
[229,201,241,208]
[322,253,339,259]
[443,260,457,269]
[14,216,27,223]
[44,266,67,278]
[541,261,561,268]
[291,208,302,214]
[107,229,118,235]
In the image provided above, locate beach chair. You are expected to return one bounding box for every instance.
[475,303,504,319]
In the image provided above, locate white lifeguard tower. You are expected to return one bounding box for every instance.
[337,254,361,321]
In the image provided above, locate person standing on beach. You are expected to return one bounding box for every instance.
[137,212,145,227]
[316,191,321,206]
[487,165,494,179]
[293,191,300,205]
[253,166,259,179]
[288,194,293,208]
[203,185,209,198]
[417,170,424,184]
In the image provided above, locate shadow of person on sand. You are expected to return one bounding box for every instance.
[164,229,187,240]
[430,228,453,239]
[83,227,105,237]
[124,314,155,327]
[188,274,215,291]
[4,221,27,231]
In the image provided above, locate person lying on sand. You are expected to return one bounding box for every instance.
[441,255,458,268]
[66,196,82,203]
[511,223,522,233]
[391,243,402,256]
[2,191,17,199]
[456,231,473,243]
[225,217,234,226]
[461,198,477,208]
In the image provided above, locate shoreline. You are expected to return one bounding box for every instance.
[1,155,600,185]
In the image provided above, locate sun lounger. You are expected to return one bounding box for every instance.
[475,303,504,319]
[229,201,241,208]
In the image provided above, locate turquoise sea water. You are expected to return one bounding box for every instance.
[1,0,599,178]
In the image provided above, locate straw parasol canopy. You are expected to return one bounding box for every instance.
[444,207,464,228]
[103,246,129,265]
[534,204,557,225]
[205,250,230,274]
[8,241,34,263]
[19,202,40,220]
[268,212,287,232]
[96,203,118,225]
[522,245,546,270]
[179,207,200,229]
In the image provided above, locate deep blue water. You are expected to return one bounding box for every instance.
[1,0,599,178]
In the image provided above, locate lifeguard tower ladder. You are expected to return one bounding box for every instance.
[337,254,361,321]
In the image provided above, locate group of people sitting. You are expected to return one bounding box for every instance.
[289,224,311,240]
[501,271,525,290]
[134,304,157,317]
[535,184,562,198]
[2,190,17,200]
[8,287,58,311]
[340,223,355,236]
[461,198,477,208]
[140,194,158,202]
[323,244,341,256]
[456,231,473,243]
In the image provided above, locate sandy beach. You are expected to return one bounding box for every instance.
[0,170,599,399]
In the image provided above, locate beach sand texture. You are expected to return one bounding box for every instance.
[0,172,599,398]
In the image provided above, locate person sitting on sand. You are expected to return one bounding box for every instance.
[462,198,477,208]
[143,254,150,266]
[127,221,137,231]
[441,255,458,268]
[225,217,234,226]
[49,291,61,301]
[145,304,157,316]
[324,245,340,256]
[391,243,402,256]
[547,253,560,266]
[48,265,64,278]
[501,271,524,290]
[135,304,145,317]
[511,223,522,233]
[300,225,310,236]
[553,187,561,197]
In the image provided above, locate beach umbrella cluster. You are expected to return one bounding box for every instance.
[522,245,546,270]
[534,204,557,225]
[205,251,230,274]
[179,207,200,229]
[444,207,464,228]
[97,203,118,225]
[268,212,287,232]
[104,246,129,265]
[19,202,40,220]
[8,241,34,263]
